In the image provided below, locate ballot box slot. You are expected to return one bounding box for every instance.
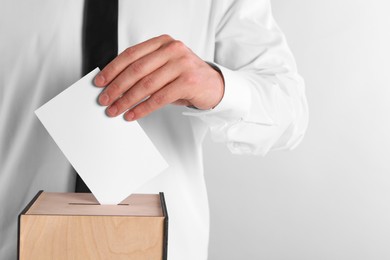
[68,202,129,206]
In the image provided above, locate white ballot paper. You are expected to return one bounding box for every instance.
[35,68,168,205]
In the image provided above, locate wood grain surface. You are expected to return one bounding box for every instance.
[19,192,166,260]
[19,215,164,259]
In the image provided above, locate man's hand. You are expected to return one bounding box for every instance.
[94,34,224,121]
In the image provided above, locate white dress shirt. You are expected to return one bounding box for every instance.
[0,0,308,259]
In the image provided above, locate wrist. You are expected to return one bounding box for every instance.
[206,61,225,109]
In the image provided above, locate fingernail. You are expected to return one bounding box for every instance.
[95,74,106,86]
[107,105,117,116]
[99,93,109,105]
[125,111,135,121]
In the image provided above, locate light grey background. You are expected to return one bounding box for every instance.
[205,1,390,259]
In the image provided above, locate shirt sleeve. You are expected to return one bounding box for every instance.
[183,0,309,156]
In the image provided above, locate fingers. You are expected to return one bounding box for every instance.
[94,34,173,87]
[124,77,190,121]
[98,49,168,106]
[106,61,181,117]
[93,35,223,121]
[98,38,184,107]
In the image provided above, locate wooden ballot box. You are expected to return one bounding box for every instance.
[18,191,168,260]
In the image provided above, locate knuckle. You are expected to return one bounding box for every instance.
[129,61,144,74]
[116,95,130,109]
[108,82,121,95]
[133,105,145,117]
[150,93,165,106]
[124,47,136,59]
[101,65,114,80]
[142,76,154,91]
[168,40,186,52]
[179,55,195,68]
[159,34,173,41]
[183,73,200,85]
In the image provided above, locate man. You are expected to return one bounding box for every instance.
[0,0,308,259]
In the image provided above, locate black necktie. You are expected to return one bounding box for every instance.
[75,0,119,192]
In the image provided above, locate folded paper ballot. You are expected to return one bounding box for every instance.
[35,68,168,205]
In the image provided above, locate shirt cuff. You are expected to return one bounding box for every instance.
[183,62,252,121]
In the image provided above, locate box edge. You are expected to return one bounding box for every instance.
[18,190,44,260]
[159,192,168,260]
